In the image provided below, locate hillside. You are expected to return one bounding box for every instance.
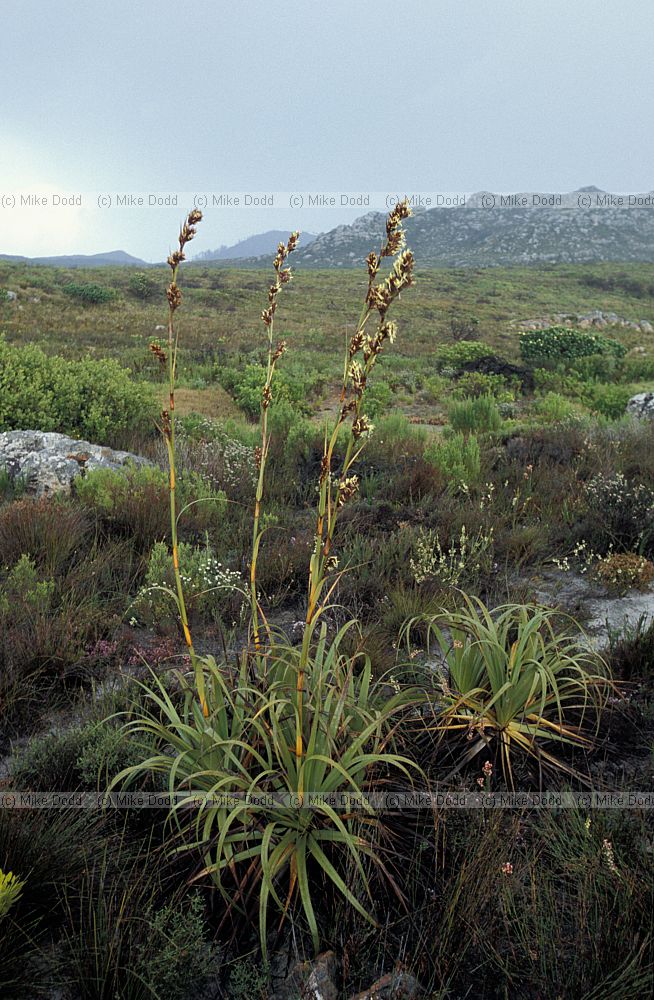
[294,189,654,267]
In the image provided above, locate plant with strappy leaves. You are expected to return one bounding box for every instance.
[406,596,612,785]
[113,622,420,957]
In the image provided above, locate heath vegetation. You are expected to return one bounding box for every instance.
[0,209,653,998]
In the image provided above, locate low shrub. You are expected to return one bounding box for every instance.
[594,552,654,594]
[363,377,392,418]
[569,352,623,382]
[0,470,26,504]
[582,472,654,554]
[448,395,502,434]
[10,719,151,792]
[520,326,626,364]
[452,371,514,401]
[128,271,160,300]
[0,337,156,443]
[587,383,633,420]
[0,496,93,574]
[75,464,226,548]
[220,361,323,419]
[424,432,481,490]
[434,340,495,373]
[410,525,495,589]
[533,391,579,423]
[606,614,654,682]
[62,282,116,305]
[59,850,215,1000]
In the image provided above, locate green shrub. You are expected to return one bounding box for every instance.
[532,367,586,398]
[588,383,633,420]
[622,355,654,381]
[134,896,215,1000]
[62,282,116,305]
[363,377,392,418]
[0,337,155,442]
[424,432,481,490]
[10,719,149,791]
[0,469,26,504]
[220,361,322,419]
[533,392,578,423]
[75,464,226,546]
[448,395,502,434]
[60,850,215,1000]
[453,371,514,401]
[128,271,159,301]
[520,326,626,364]
[569,353,623,382]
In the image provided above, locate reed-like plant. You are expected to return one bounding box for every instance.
[113,203,420,956]
[406,595,612,784]
[149,209,207,713]
[295,202,414,760]
[250,232,298,652]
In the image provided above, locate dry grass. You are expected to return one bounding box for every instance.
[171,385,241,419]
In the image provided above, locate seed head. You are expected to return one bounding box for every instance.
[261,305,275,327]
[337,475,359,507]
[167,250,185,269]
[160,409,171,439]
[272,339,287,362]
[348,360,366,395]
[149,341,167,367]
[167,283,182,310]
[348,329,366,357]
[366,251,380,278]
[352,415,373,440]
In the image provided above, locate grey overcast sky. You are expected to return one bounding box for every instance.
[1,0,653,258]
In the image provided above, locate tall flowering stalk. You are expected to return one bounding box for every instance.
[250,233,299,653]
[295,200,415,760]
[154,209,208,715]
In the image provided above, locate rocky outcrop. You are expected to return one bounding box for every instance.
[518,311,653,332]
[626,392,654,419]
[0,430,150,497]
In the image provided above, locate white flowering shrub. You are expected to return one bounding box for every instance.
[582,473,654,553]
[131,540,242,626]
[410,525,495,588]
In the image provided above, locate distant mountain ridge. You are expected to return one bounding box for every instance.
[194,229,318,261]
[4,190,654,268]
[292,188,654,268]
[0,250,148,268]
